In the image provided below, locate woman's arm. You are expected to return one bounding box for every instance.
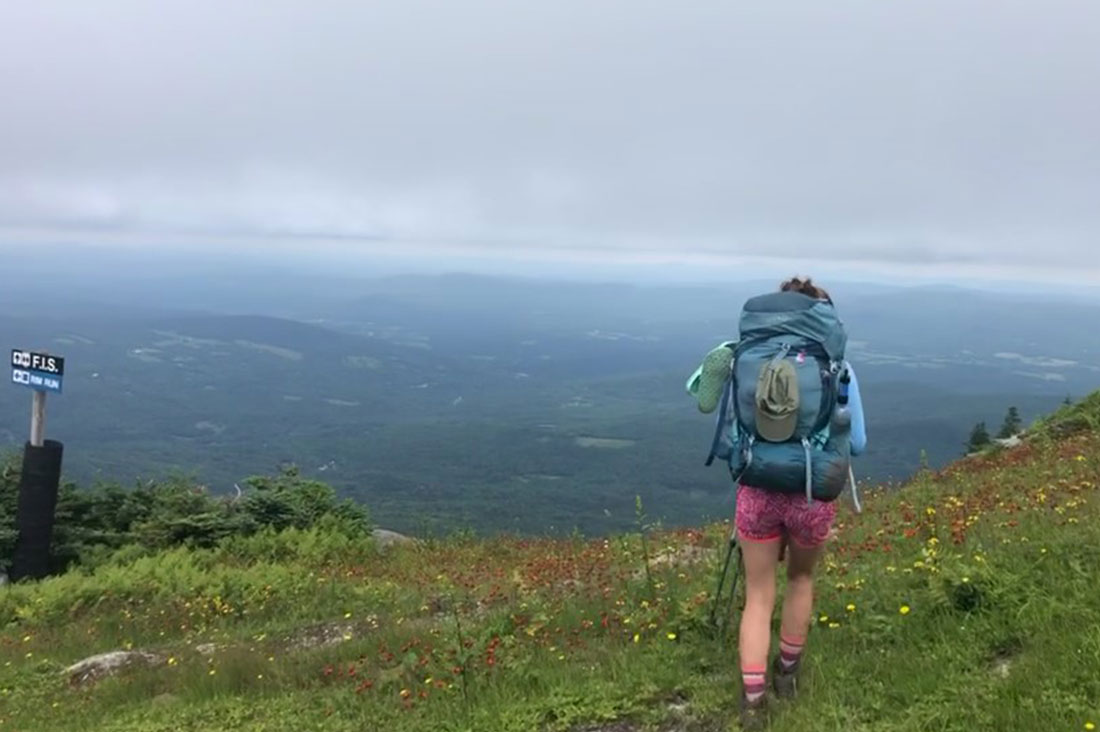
[846,363,867,456]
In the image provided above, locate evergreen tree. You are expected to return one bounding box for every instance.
[968,422,991,453]
[998,407,1023,439]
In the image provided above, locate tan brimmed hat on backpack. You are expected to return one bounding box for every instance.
[755,359,800,442]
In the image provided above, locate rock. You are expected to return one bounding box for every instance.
[372,528,417,550]
[284,621,357,652]
[650,544,709,569]
[195,643,219,656]
[65,650,164,686]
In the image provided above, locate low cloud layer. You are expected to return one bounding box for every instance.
[1,0,1098,275]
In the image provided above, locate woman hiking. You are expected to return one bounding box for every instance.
[687,277,867,729]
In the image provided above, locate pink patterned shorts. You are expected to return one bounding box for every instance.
[735,484,837,548]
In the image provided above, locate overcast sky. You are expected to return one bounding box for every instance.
[1,0,1097,281]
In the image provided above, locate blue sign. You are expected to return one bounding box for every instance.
[10,350,64,394]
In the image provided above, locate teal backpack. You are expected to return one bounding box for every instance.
[705,291,853,503]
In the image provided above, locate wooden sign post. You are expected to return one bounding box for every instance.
[9,349,65,581]
[31,390,47,448]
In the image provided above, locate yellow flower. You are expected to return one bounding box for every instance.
[819,614,829,623]
[900,605,911,616]
[167,657,178,666]
[667,632,677,641]
[208,669,216,676]
[633,633,641,644]
[828,622,841,629]
[846,604,856,613]
[1085,722,1095,731]
[257,674,264,680]
[344,612,353,619]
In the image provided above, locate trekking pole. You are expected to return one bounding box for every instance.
[708,526,737,628]
[709,526,743,644]
[717,543,743,645]
[848,464,862,514]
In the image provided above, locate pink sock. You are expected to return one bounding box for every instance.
[742,666,767,702]
[779,634,805,671]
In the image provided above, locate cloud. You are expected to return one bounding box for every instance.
[1,0,1098,274]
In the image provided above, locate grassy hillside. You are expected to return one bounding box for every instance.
[1,397,1099,730]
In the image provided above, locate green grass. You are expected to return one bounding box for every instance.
[1,400,1099,730]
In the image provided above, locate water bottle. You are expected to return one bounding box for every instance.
[831,369,852,438]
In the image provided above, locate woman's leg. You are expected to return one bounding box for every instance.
[776,499,835,677]
[777,540,826,674]
[738,537,782,701]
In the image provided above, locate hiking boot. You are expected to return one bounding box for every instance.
[694,343,734,414]
[772,656,799,700]
[738,692,768,731]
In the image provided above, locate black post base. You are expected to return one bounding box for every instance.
[10,440,64,582]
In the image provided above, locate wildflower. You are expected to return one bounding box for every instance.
[257,674,264,680]
[400,689,412,700]
[846,604,857,613]
[1084,721,1095,730]
[208,669,216,676]
[828,622,841,629]
[900,605,911,616]
[21,636,31,643]
[345,612,353,619]
[961,577,970,584]
[633,633,641,644]
[819,614,829,623]
[667,632,677,641]
[167,657,178,666]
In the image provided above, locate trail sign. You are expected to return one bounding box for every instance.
[9,348,66,580]
[10,350,64,394]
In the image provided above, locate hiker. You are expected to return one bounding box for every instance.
[686,277,866,729]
